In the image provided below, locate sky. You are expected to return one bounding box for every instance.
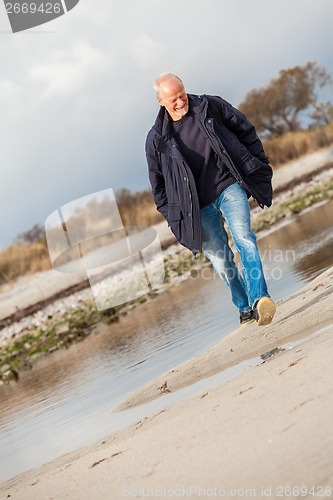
[1,0,333,249]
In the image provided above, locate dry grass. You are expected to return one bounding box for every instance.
[117,191,164,228]
[0,241,51,286]
[265,122,333,167]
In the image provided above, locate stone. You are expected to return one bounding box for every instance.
[1,368,19,383]
[54,323,70,335]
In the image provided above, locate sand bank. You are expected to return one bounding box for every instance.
[1,266,333,499]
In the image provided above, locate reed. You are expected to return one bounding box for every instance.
[265,122,333,167]
[0,241,51,285]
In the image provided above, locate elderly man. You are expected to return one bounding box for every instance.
[146,72,276,326]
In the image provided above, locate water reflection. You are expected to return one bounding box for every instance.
[1,200,333,483]
[259,200,333,284]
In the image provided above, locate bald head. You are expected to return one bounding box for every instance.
[154,72,189,121]
[154,72,184,99]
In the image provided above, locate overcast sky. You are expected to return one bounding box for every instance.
[1,0,333,248]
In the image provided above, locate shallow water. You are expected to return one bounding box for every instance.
[1,200,333,483]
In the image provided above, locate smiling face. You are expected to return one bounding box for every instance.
[157,78,189,121]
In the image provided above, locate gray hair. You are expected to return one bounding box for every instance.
[154,72,184,100]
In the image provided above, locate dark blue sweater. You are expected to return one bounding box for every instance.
[171,110,235,207]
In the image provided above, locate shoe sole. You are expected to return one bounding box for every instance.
[240,318,256,327]
[256,297,276,326]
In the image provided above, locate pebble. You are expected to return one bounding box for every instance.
[0,243,191,349]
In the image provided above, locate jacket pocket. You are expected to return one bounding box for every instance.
[167,206,182,241]
[168,205,182,221]
[239,152,263,175]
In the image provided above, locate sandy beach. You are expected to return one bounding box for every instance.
[1,146,333,498]
[1,264,332,499]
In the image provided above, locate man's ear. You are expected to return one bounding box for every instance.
[157,97,164,107]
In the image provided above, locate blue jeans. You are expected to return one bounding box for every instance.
[200,182,269,312]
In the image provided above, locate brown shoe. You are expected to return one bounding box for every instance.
[254,297,276,326]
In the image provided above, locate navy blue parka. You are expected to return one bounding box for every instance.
[146,94,273,254]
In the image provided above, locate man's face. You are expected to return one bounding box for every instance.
[157,79,189,121]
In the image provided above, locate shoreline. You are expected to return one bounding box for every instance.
[114,266,333,411]
[1,166,333,379]
[1,265,333,498]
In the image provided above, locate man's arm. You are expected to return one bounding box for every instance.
[208,95,269,164]
[145,134,169,221]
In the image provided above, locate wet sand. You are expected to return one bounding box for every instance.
[1,265,333,499]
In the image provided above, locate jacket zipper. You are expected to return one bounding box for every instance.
[181,161,194,239]
[203,120,238,179]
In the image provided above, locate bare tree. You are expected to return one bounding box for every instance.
[239,61,332,137]
[15,223,45,244]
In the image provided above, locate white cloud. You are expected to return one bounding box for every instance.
[0,78,18,98]
[128,33,164,69]
[28,40,111,101]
